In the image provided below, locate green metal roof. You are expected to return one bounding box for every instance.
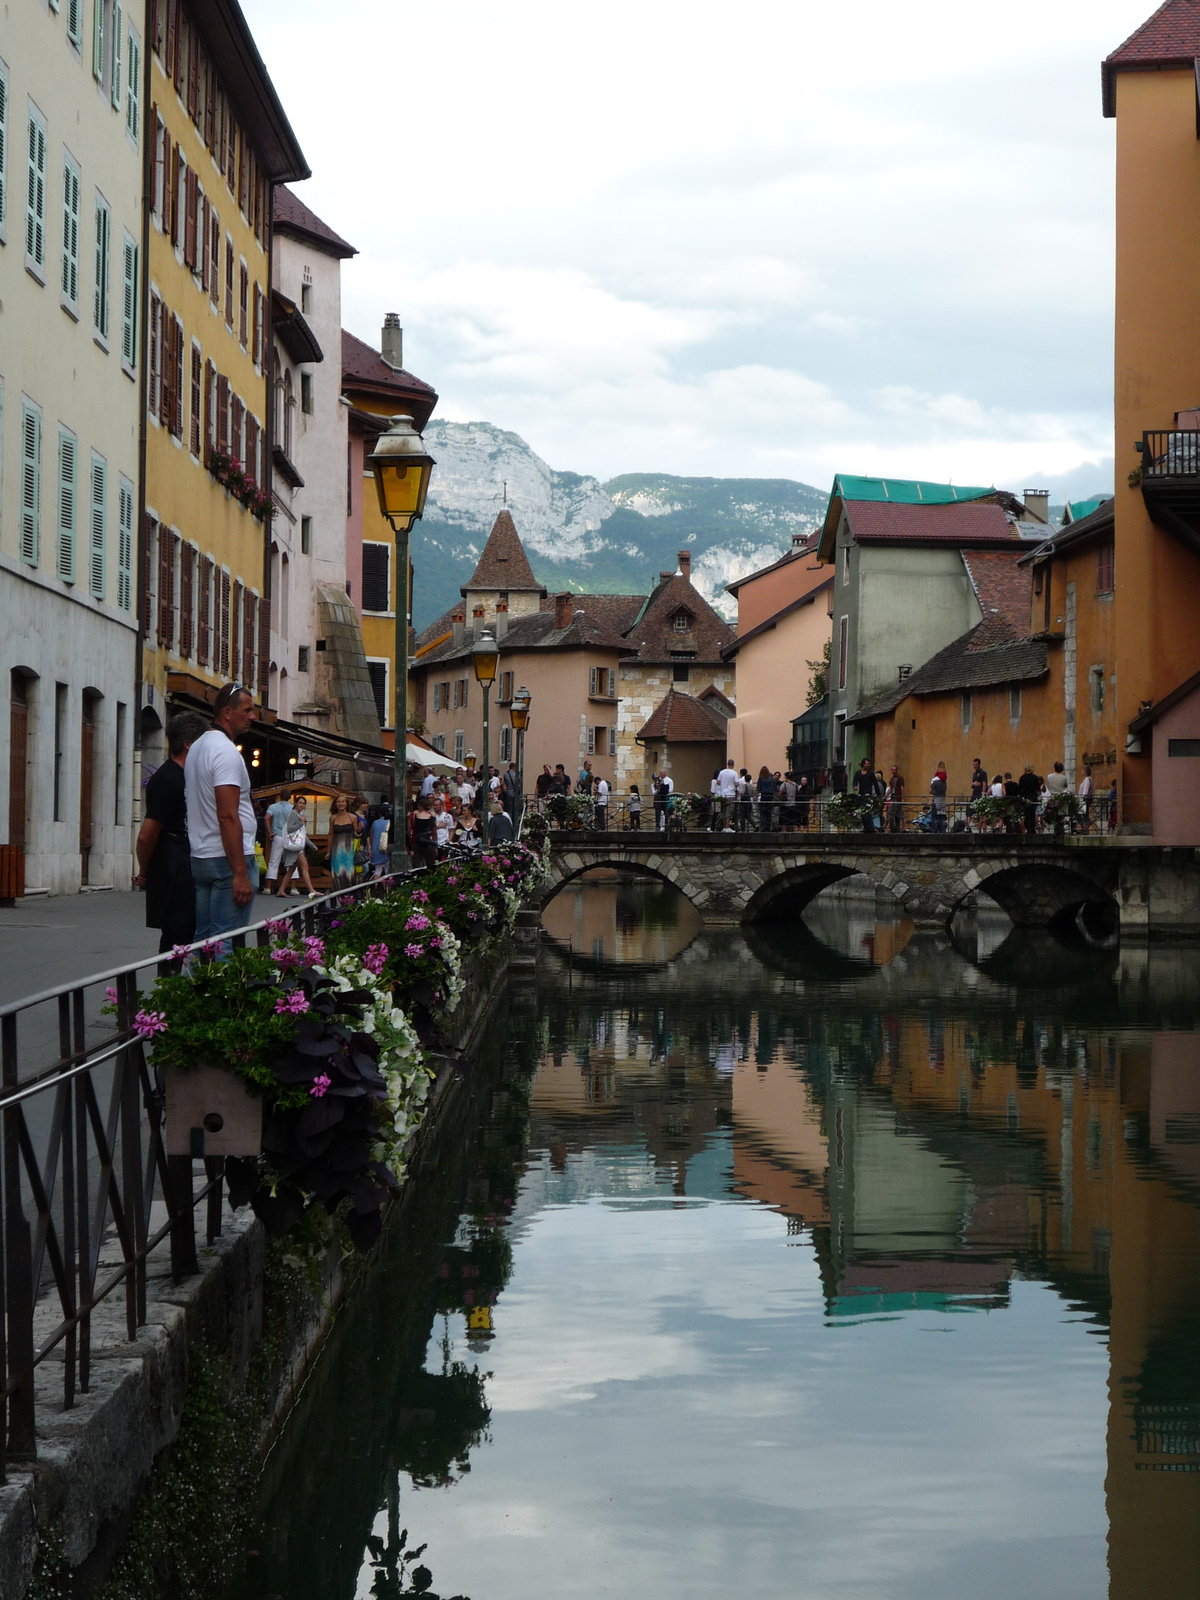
[1063,495,1111,525]
[831,474,996,505]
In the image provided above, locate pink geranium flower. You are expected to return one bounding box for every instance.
[405,914,431,932]
[309,1072,332,1098]
[363,942,389,977]
[133,1009,168,1040]
[275,991,310,1015]
[404,943,424,958]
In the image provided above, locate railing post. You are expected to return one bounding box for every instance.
[2,1014,36,1459]
[167,1155,199,1280]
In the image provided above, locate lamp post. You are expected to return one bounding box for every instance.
[509,685,531,836]
[471,629,499,799]
[366,413,435,873]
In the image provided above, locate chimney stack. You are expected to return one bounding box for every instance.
[659,570,674,583]
[1022,489,1050,525]
[554,592,573,630]
[678,548,691,580]
[381,312,403,371]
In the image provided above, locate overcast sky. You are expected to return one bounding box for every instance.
[243,0,1153,495]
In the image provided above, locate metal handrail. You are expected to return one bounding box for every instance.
[0,867,422,1481]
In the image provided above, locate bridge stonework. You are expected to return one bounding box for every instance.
[541,833,1200,939]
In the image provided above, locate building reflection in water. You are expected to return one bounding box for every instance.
[530,885,1200,1598]
[540,867,703,967]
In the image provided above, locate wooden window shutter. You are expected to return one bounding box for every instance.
[165,0,177,80]
[57,428,77,583]
[252,282,262,365]
[204,359,215,459]
[172,317,185,438]
[141,516,156,637]
[245,415,258,483]
[172,5,184,94]
[198,196,208,290]
[226,116,236,192]
[169,143,180,248]
[159,127,171,230]
[197,555,212,666]
[148,292,161,417]
[204,64,217,149]
[230,580,242,681]
[189,345,201,457]
[242,588,255,685]
[216,374,229,451]
[230,394,243,463]
[219,571,230,673]
[238,136,248,214]
[187,31,199,123]
[258,597,270,697]
[183,166,197,267]
[180,544,194,658]
[209,209,220,306]
[89,454,106,600]
[238,263,248,346]
[117,479,134,613]
[225,238,234,324]
[157,525,172,645]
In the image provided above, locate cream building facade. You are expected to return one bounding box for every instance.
[0,0,144,891]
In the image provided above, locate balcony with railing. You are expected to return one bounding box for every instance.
[1135,430,1200,556]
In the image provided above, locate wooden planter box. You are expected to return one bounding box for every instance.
[165,1064,263,1159]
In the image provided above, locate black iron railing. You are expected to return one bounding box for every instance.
[1139,430,1200,478]
[0,869,422,1481]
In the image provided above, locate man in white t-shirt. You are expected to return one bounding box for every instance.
[184,683,259,949]
[595,776,610,830]
[716,759,739,825]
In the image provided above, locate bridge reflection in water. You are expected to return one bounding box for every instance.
[231,873,1200,1600]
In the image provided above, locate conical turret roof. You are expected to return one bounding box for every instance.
[461,510,545,595]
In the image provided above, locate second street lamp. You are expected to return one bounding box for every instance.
[509,685,531,836]
[472,629,500,797]
[366,413,436,874]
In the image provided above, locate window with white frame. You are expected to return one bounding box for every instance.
[89,453,106,599]
[92,0,106,82]
[499,726,512,763]
[61,153,80,313]
[57,426,77,582]
[587,726,600,756]
[454,730,465,764]
[66,0,83,49]
[109,0,122,110]
[1089,665,1105,715]
[361,542,390,613]
[431,733,446,754]
[365,659,388,727]
[26,104,47,278]
[838,615,848,690]
[960,690,972,730]
[93,193,110,342]
[589,666,616,697]
[125,25,139,145]
[1009,685,1022,724]
[608,726,617,757]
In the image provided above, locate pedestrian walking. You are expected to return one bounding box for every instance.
[548,764,570,827]
[628,784,642,829]
[328,795,359,887]
[653,773,667,831]
[716,760,739,828]
[737,769,754,832]
[795,774,811,831]
[134,711,207,958]
[411,795,437,868]
[368,805,390,877]
[488,798,515,844]
[184,683,260,952]
[854,757,878,832]
[1078,765,1094,831]
[779,772,798,831]
[577,760,595,795]
[1107,775,1118,830]
[595,776,610,830]
[501,762,520,818]
[277,797,318,898]
[536,764,553,811]
[757,766,778,831]
[263,787,295,893]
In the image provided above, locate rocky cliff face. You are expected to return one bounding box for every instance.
[411,419,828,629]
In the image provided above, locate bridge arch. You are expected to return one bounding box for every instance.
[967,859,1120,935]
[538,852,713,917]
[743,860,897,922]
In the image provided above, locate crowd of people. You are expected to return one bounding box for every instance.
[847,756,1118,834]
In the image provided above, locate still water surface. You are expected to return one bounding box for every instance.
[235,873,1200,1600]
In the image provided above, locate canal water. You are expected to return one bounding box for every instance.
[231,871,1200,1600]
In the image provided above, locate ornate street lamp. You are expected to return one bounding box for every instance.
[472,629,500,795]
[366,414,436,872]
[509,685,531,836]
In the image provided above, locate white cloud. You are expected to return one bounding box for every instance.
[242,0,1142,487]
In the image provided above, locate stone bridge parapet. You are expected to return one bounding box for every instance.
[540,832,1200,939]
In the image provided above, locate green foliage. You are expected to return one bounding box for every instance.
[970,794,1023,828]
[147,947,299,1091]
[806,636,831,709]
[826,792,875,831]
[26,1528,70,1600]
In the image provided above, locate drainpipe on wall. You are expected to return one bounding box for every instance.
[263,189,276,709]
[131,0,156,830]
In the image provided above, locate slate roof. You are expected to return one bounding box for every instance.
[848,622,1048,724]
[273,186,357,258]
[1103,1,1200,114]
[341,331,438,428]
[842,500,1023,546]
[623,573,736,664]
[414,600,642,672]
[636,689,730,744]
[462,511,544,594]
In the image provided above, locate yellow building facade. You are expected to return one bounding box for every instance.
[140,0,307,763]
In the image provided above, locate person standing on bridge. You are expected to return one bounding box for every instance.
[886,766,905,832]
[185,684,260,953]
[716,760,739,828]
[929,762,949,833]
[134,711,207,961]
[1018,765,1042,833]
[970,758,988,802]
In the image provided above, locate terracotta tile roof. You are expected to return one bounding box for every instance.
[414,600,642,671]
[725,533,821,595]
[341,330,438,428]
[636,689,730,744]
[624,573,736,664]
[1103,0,1200,113]
[273,186,357,258]
[961,550,1031,637]
[462,511,545,594]
[848,622,1048,724]
[843,500,1022,545]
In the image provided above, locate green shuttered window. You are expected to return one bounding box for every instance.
[90,454,107,599]
[21,403,41,567]
[57,426,77,582]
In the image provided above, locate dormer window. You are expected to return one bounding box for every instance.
[673,609,692,631]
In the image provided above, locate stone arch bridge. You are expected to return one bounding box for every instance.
[540,833,1200,938]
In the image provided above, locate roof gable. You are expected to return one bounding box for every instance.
[623,572,736,663]
[636,688,730,744]
[462,511,544,594]
[841,499,1022,547]
[1103,0,1200,115]
[273,186,357,258]
[341,330,438,428]
[961,549,1032,634]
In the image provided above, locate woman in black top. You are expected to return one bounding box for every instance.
[411,798,438,868]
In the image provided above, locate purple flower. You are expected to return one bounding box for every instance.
[105,985,119,1004]
[275,990,310,1015]
[201,940,221,958]
[429,937,443,950]
[482,855,496,865]
[363,942,389,976]
[330,918,344,929]
[458,893,467,903]
[271,947,303,969]
[404,943,423,958]
[265,918,290,937]
[171,944,192,961]
[472,883,484,893]
[303,936,326,963]
[412,888,429,903]
[133,1009,168,1040]
[405,913,431,932]
[309,1072,332,1098]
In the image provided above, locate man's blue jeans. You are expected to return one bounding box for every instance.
[191,854,259,954]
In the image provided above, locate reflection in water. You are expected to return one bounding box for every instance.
[539,867,703,966]
[233,878,1200,1600]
